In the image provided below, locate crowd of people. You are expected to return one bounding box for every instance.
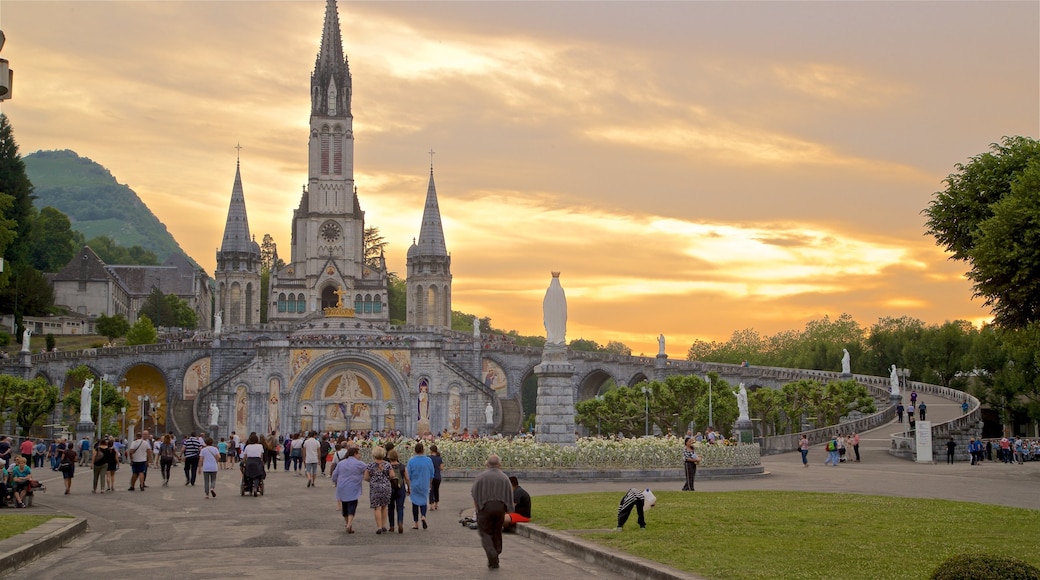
[948,436,1040,465]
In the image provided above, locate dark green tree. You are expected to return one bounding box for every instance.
[568,338,600,352]
[924,136,1040,328]
[28,206,79,272]
[387,272,406,325]
[363,227,388,269]
[0,114,36,267]
[603,340,632,356]
[95,313,130,341]
[86,236,158,265]
[0,261,55,323]
[126,315,157,345]
[0,375,59,436]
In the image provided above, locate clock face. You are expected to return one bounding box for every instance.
[320,222,341,243]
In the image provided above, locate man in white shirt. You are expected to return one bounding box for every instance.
[301,431,321,488]
[128,430,153,491]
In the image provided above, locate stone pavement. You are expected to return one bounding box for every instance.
[4,405,1037,579]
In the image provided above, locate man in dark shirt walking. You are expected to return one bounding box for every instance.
[470,454,514,569]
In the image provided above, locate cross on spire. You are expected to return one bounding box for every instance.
[235,142,243,164]
[428,148,435,171]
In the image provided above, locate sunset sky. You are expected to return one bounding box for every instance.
[1,1,1037,356]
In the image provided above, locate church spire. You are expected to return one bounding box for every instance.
[311,0,351,117]
[219,157,253,254]
[415,166,448,257]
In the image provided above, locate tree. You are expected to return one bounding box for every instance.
[568,338,600,352]
[387,272,406,324]
[924,136,1040,328]
[85,236,158,265]
[0,375,59,436]
[0,114,36,268]
[95,313,130,341]
[364,227,388,269]
[126,315,157,345]
[0,261,55,324]
[260,233,279,274]
[28,206,79,272]
[604,340,632,356]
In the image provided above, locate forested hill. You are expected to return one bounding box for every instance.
[24,149,196,266]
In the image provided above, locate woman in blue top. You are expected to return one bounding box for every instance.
[330,445,367,533]
[405,442,435,529]
[200,437,221,498]
[217,438,229,469]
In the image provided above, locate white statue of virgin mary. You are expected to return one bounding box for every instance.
[543,272,567,346]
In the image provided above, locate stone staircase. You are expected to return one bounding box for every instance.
[169,398,197,435]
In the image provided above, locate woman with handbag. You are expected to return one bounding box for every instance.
[363,446,392,534]
[59,447,77,495]
[681,436,701,491]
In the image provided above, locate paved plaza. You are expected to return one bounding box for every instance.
[3,409,1037,579]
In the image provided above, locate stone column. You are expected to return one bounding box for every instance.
[732,418,754,444]
[534,344,576,446]
[654,352,668,381]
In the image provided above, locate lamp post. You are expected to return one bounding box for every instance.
[153,402,161,433]
[97,374,107,442]
[595,394,604,437]
[121,406,126,441]
[640,386,650,437]
[117,380,130,441]
[705,374,713,429]
[138,395,150,434]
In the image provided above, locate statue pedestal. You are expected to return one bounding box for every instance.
[839,372,852,379]
[733,418,754,444]
[654,354,667,381]
[890,393,903,407]
[534,344,576,446]
[76,421,96,443]
[209,424,219,441]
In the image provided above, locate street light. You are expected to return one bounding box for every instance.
[138,395,150,434]
[97,374,107,442]
[120,406,126,441]
[640,386,650,437]
[704,374,713,429]
[595,394,604,437]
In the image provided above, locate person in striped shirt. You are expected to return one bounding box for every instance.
[181,432,202,486]
[615,488,655,531]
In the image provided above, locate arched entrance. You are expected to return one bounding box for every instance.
[287,352,408,435]
[321,285,338,308]
[124,364,169,436]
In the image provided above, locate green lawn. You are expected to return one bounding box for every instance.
[0,515,60,542]
[535,491,1040,580]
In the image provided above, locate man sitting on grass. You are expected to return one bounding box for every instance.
[502,476,531,532]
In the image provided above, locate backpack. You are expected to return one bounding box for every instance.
[826,440,836,452]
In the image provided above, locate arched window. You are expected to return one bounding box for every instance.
[364,294,373,313]
[354,294,363,312]
[373,293,382,313]
[297,294,306,313]
[333,129,343,175]
[277,293,287,313]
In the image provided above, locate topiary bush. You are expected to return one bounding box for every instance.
[931,553,1040,580]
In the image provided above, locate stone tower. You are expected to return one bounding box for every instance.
[214,158,262,327]
[406,167,452,328]
[268,0,389,323]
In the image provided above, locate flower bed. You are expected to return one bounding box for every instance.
[356,436,760,470]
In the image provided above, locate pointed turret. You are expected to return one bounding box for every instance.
[219,160,255,254]
[406,166,452,328]
[311,0,351,117]
[412,168,448,257]
[215,157,262,327]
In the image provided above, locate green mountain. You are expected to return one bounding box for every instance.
[23,149,197,266]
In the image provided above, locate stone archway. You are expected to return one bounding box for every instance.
[286,351,410,435]
[578,369,616,402]
[124,364,169,435]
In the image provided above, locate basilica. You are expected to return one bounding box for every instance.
[41,0,515,439]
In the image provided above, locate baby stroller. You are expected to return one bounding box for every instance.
[240,457,266,497]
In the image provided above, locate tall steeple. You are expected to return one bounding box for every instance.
[219,155,253,254]
[407,161,452,329]
[215,153,262,327]
[415,167,448,257]
[311,0,351,118]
